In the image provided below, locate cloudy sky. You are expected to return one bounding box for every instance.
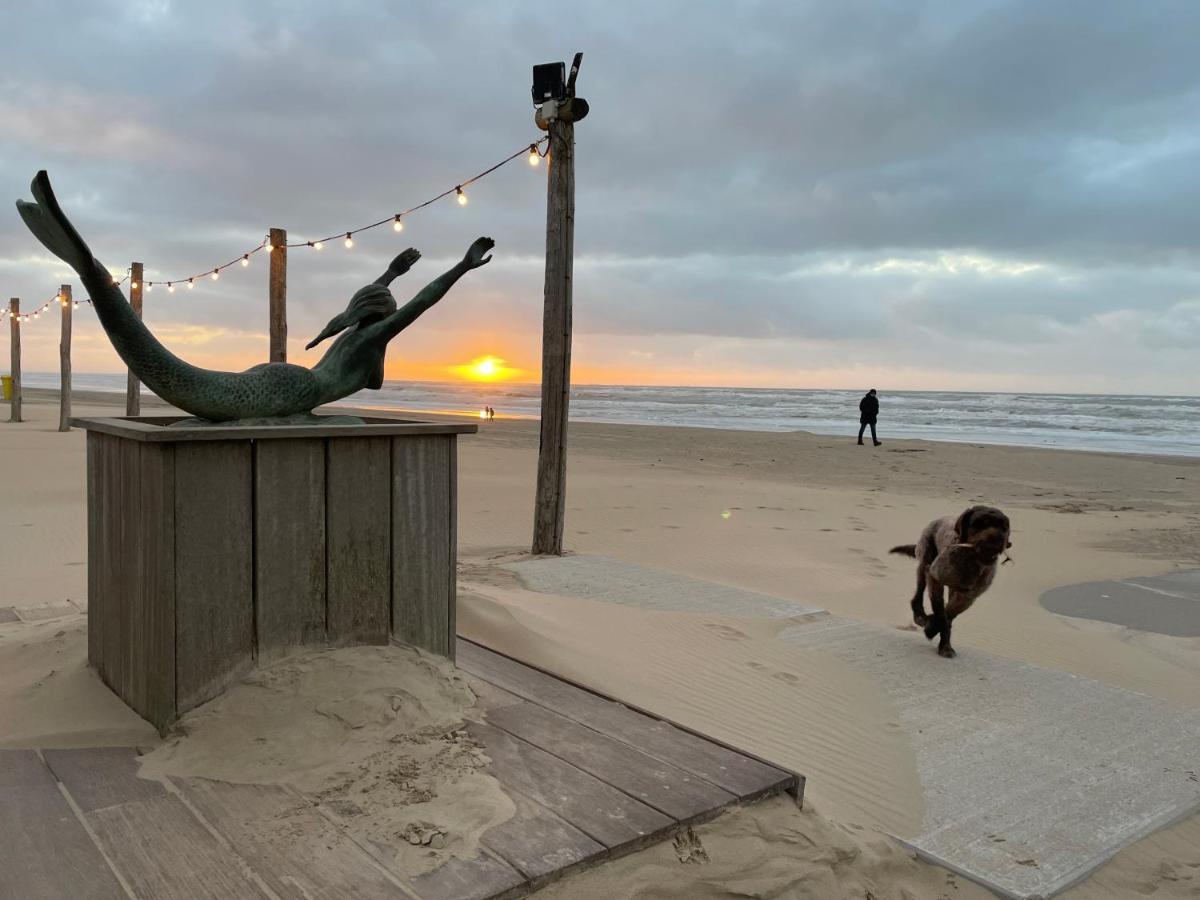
[2,0,1198,394]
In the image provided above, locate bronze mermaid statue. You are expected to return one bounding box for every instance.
[16,170,494,422]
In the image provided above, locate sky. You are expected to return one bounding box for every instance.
[1,0,1198,395]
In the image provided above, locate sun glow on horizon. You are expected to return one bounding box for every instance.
[453,355,518,382]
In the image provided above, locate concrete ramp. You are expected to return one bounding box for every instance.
[504,555,1200,899]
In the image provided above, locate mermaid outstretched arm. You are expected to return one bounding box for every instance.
[365,237,494,343]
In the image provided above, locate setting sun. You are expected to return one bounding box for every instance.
[453,355,519,382]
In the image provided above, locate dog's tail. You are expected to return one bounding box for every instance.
[889,544,917,558]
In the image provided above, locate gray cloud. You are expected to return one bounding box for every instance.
[1,0,1197,393]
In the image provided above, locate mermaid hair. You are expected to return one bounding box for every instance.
[305,284,397,350]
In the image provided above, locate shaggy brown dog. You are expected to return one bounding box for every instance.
[889,505,1012,658]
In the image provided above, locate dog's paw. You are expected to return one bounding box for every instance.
[924,619,940,640]
[913,613,929,627]
[938,646,957,659]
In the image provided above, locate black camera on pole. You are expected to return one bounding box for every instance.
[532,53,588,127]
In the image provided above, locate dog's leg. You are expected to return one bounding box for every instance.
[910,563,929,626]
[924,577,946,648]
[939,592,977,659]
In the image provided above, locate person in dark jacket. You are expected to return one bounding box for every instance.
[858,389,881,446]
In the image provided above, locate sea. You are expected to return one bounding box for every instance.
[19,372,1200,458]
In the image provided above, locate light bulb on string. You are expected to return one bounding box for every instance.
[528,144,539,166]
[456,186,468,206]
[188,278,194,289]
[314,241,323,250]
[241,254,250,267]
[344,233,354,249]
[168,282,175,293]
[393,215,403,232]
[131,281,139,290]
[211,269,220,281]
[146,282,153,292]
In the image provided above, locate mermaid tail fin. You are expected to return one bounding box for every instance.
[15,171,96,274]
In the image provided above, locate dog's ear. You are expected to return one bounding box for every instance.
[955,506,980,543]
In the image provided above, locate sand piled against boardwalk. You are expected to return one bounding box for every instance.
[140,644,514,875]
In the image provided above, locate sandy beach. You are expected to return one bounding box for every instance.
[3,389,1199,897]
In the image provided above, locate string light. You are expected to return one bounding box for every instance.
[6,138,548,334]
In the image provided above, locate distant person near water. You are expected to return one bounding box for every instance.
[858,389,881,446]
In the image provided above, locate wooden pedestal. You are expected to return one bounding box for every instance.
[74,415,476,731]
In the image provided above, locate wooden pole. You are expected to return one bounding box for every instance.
[269,228,287,363]
[126,262,143,416]
[59,285,72,431]
[532,116,576,555]
[7,298,20,423]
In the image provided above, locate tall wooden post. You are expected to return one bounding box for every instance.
[7,299,20,423]
[269,228,287,362]
[59,285,72,431]
[532,116,577,555]
[126,262,143,416]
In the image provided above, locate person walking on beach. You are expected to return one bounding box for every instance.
[858,389,881,446]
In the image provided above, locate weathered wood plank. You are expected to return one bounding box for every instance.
[127,440,176,729]
[255,439,326,659]
[393,435,454,658]
[485,701,735,822]
[457,640,794,799]
[0,750,126,900]
[46,748,265,899]
[90,795,266,899]
[480,788,604,885]
[86,432,108,677]
[406,851,526,900]
[43,747,166,813]
[326,436,391,645]
[175,440,254,713]
[173,777,410,899]
[466,721,672,849]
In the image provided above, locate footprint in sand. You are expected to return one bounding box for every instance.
[703,623,747,640]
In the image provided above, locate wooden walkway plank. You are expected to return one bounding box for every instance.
[457,639,795,799]
[466,721,673,849]
[172,776,410,899]
[44,748,266,900]
[87,795,267,899]
[479,788,605,886]
[484,701,736,822]
[0,750,126,900]
[42,747,166,813]
[406,853,526,900]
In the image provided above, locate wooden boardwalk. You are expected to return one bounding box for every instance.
[0,640,800,900]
